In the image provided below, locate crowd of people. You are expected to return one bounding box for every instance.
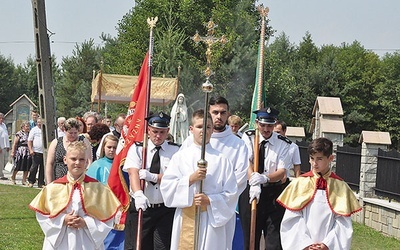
[1,94,361,249]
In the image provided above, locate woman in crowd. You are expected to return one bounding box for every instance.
[10,121,32,185]
[45,117,92,184]
[86,134,124,249]
[87,123,112,162]
[76,116,87,134]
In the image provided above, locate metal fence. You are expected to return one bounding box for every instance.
[335,145,361,191]
[296,140,310,174]
[376,149,400,201]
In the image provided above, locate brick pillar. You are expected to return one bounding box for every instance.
[358,131,391,224]
[359,143,384,198]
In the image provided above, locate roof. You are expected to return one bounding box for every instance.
[320,116,346,134]
[286,127,305,137]
[91,73,178,106]
[4,109,13,117]
[359,131,391,145]
[8,94,37,108]
[312,96,343,116]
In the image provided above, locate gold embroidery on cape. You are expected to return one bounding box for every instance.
[277,170,361,216]
[29,174,121,221]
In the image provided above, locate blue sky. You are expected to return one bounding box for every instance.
[263,0,400,55]
[0,0,134,65]
[1,0,399,65]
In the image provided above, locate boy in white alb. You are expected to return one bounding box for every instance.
[277,138,361,250]
[29,141,121,250]
[161,109,238,250]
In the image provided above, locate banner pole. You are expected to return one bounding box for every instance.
[136,16,158,250]
[250,5,269,250]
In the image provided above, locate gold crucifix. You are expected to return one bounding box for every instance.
[192,19,227,80]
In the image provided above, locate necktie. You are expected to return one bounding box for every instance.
[258,140,268,174]
[149,146,161,185]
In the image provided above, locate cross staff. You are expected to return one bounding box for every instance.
[192,19,228,81]
[192,19,227,250]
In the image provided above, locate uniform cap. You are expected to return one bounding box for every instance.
[253,107,279,124]
[146,112,171,129]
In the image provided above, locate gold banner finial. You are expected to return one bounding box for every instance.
[147,17,158,29]
[257,5,269,18]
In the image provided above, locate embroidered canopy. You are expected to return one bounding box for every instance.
[91,73,178,106]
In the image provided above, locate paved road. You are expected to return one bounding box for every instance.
[0,168,41,188]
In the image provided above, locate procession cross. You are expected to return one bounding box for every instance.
[191,19,227,250]
[192,19,227,85]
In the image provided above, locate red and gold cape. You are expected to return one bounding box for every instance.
[277,170,361,216]
[29,174,121,222]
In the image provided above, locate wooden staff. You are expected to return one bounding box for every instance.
[98,61,103,114]
[249,5,269,250]
[136,16,158,250]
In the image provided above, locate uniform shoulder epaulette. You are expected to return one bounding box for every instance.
[278,134,292,144]
[135,142,143,146]
[245,129,255,136]
[167,141,181,147]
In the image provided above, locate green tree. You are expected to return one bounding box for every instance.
[284,33,320,129]
[101,0,265,115]
[56,40,102,117]
[210,0,263,116]
[153,9,190,79]
[264,32,299,125]
[14,57,39,106]
[93,1,400,150]
[0,55,18,113]
[334,41,382,145]
[376,52,400,149]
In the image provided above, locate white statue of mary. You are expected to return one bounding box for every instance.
[170,93,189,144]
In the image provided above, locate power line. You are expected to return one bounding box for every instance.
[0,41,34,44]
[0,40,102,45]
[367,48,400,51]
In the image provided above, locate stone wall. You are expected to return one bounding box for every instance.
[352,139,400,240]
[359,198,400,239]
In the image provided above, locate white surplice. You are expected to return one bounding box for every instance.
[181,126,249,247]
[36,188,113,250]
[280,190,354,250]
[160,144,238,250]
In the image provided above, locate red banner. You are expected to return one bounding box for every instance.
[107,52,149,229]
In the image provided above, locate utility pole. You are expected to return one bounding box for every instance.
[31,0,57,161]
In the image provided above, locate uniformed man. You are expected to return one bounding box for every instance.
[274,120,301,180]
[123,112,180,250]
[239,107,291,250]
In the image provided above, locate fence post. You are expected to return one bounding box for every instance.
[358,131,391,224]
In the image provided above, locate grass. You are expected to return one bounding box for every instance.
[1,184,400,249]
[352,222,400,249]
[0,184,43,250]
